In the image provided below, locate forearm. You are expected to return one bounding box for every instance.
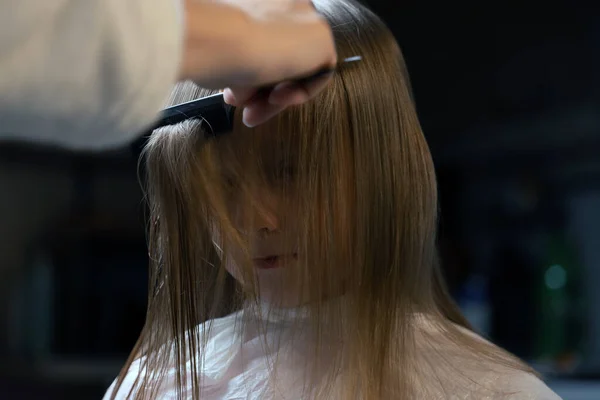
[179,0,335,89]
[178,1,260,88]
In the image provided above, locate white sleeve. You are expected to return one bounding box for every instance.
[505,373,563,400]
[0,0,184,151]
[103,356,180,400]
[102,358,143,400]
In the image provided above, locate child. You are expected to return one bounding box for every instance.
[105,0,561,398]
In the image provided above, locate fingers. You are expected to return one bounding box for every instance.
[268,71,333,106]
[225,71,334,127]
[242,97,287,128]
[223,87,256,107]
[223,67,332,107]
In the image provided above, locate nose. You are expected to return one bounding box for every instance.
[254,195,280,236]
[234,186,281,236]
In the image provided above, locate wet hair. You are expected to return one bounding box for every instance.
[112,0,534,398]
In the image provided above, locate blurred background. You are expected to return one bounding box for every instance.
[1,0,600,398]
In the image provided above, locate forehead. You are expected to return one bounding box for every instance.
[214,114,300,165]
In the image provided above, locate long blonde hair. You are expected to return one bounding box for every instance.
[113,0,533,398]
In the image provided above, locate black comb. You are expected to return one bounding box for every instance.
[152,92,235,137]
[150,56,362,137]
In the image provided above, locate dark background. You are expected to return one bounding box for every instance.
[1,1,600,398]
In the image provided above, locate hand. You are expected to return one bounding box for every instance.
[180,0,336,127]
[223,69,333,127]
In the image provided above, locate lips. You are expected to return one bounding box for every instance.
[253,253,298,269]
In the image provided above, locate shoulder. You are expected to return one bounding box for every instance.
[499,372,562,400]
[102,358,144,400]
[102,311,242,399]
[412,314,562,399]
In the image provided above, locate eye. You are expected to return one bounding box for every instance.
[274,162,296,183]
[222,173,238,190]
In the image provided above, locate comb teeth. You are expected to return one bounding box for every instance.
[151,92,234,137]
[342,55,362,63]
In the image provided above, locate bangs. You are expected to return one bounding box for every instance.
[139,94,359,397]
[193,94,356,311]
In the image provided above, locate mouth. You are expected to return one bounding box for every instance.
[253,253,298,270]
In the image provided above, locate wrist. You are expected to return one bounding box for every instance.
[178,2,260,87]
[244,14,336,85]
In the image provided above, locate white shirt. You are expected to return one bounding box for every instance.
[0,0,183,150]
[104,306,562,399]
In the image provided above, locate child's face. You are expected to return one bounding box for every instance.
[228,182,304,307]
[213,133,307,307]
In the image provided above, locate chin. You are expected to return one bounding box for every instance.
[226,258,306,308]
[257,285,305,309]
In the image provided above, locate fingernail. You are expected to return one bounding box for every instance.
[242,108,256,128]
[268,82,294,106]
[223,88,236,105]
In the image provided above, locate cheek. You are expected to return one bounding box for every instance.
[210,222,239,273]
[224,257,242,283]
[225,195,250,236]
[211,229,248,286]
